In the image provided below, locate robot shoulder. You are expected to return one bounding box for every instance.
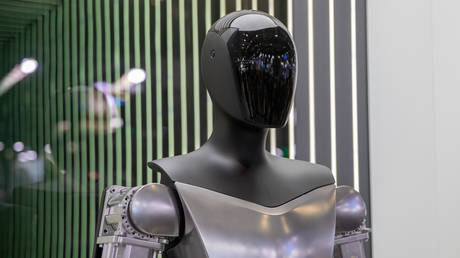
[334,186,370,258]
[94,184,181,257]
[268,154,336,187]
[335,185,367,234]
[148,153,202,187]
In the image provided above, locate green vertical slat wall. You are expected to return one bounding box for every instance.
[78,0,88,256]
[86,0,96,256]
[43,13,51,258]
[144,0,153,184]
[50,9,58,258]
[70,0,80,257]
[0,1,295,257]
[37,16,44,258]
[134,0,143,187]
[123,0,132,188]
[114,0,123,186]
[63,1,72,257]
[56,4,65,258]
[104,0,113,189]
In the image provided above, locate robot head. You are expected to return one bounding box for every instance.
[201,10,297,128]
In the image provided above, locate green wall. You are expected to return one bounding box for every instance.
[0,1,293,257]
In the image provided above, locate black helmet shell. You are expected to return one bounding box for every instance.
[201,10,297,128]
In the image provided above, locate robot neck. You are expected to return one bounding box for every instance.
[206,105,269,166]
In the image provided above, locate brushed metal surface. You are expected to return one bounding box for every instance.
[167,183,336,258]
[128,183,180,237]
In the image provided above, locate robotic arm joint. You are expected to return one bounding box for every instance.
[93,183,181,258]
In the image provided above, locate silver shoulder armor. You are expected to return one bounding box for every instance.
[334,185,370,258]
[93,183,181,258]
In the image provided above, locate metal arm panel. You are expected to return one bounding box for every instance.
[93,184,180,258]
[334,185,370,258]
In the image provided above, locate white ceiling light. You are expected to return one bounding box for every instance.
[127,68,146,84]
[19,58,39,74]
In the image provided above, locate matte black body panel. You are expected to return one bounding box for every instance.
[149,149,334,208]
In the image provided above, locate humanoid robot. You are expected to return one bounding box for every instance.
[93,10,369,258]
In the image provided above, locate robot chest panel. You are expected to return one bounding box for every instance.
[170,183,336,258]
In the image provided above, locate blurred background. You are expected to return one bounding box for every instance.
[0,0,372,257]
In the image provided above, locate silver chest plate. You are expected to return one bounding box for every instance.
[167,183,336,258]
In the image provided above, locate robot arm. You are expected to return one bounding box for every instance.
[92,183,181,258]
[334,186,370,258]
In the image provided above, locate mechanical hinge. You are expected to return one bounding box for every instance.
[334,222,371,258]
[94,184,179,258]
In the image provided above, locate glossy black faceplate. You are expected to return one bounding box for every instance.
[227,26,296,127]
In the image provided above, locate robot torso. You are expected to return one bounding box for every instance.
[167,182,336,258]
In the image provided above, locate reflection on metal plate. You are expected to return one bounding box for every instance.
[167,183,336,258]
